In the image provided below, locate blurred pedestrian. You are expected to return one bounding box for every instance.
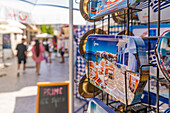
[59,35,65,63]
[31,40,45,75]
[16,38,27,77]
[53,35,58,57]
[54,43,58,55]
[43,41,48,63]
[47,40,53,63]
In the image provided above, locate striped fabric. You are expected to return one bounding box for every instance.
[110,24,125,35]
[75,25,94,99]
[136,0,170,12]
[163,107,170,113]
[136,1,148,9]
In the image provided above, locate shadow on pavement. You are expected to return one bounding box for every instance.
[13,95,36,113]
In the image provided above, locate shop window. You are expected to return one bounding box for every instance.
[121,53,123,64]
[117,54,120,63]
[124,53,129,66]
[125,44,127,48]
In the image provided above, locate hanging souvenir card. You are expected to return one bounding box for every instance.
[155,30,170,81]
[88,0,145,19]
[83,35,149,105]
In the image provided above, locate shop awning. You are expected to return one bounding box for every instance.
[36,33,53,38]
[0,24,23,33]
[0,0,86,25]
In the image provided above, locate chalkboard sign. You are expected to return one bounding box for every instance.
[36,82,69,113]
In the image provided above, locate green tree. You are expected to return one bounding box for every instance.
[40,25,54,35]
[40,25,47,33]
[47,25,54,35]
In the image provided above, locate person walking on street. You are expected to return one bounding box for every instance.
[43,41,49,63]
[31,40,45,75]
[59,36,65,63]
[47,40,53,63]
[16,38,27,77]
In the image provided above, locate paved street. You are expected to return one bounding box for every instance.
[0,55,169,113]
[0,56,77,113]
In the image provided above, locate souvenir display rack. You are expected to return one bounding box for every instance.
[84,0,170,112]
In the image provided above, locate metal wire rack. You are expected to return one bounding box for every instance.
[86,0,170,112]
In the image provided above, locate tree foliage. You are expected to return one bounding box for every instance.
[40,25,47,33]
[47,25,54,35]
[40,25,54,35]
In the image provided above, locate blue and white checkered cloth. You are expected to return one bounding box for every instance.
[75,25,94,99]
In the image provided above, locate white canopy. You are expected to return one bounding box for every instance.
[0,0,86,25]
[36,33,53,38]
[6,20,26,29]
[0,19,25,33]
[0,24,23,33]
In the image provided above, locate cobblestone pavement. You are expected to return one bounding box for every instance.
[0,56,86,113]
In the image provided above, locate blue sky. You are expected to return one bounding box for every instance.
[86,35,118,55]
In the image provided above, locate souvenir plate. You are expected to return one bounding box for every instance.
[80,0,102,22]
[79,29,107,58]
[84,35,149,104]
[112,10,139,24]
[155,30,170,81]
